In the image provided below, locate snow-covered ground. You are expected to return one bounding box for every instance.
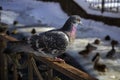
[0,0,120,80]
[74,0,120,18]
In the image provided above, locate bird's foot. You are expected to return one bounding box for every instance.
[52,57,65,63]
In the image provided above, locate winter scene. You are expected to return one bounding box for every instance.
[0,0,120,80]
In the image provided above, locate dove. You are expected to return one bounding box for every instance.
[4,15,82,61]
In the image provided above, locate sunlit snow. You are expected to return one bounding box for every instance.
[0,0,120,80]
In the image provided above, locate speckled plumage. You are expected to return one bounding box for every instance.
[29,30,69,57]
[4,15,82,58]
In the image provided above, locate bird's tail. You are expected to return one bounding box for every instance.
[4,41,48,57]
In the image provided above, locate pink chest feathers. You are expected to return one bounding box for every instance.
[70,26,77,42]
[70,26,77,37]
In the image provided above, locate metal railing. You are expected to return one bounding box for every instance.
[86,0,120,13]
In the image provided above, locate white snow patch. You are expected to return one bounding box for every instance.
[74,0,120,18]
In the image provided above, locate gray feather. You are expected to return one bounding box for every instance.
[4,41,48,57]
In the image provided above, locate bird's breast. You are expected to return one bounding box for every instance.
[69,26,77,42]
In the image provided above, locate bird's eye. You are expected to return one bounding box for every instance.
[77,19,80,22]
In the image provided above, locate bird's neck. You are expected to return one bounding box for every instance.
[60,22,78,42]
[70,25,77,36]
[69,24,77,42]
[61,21,78,31]
[61,23,77,33]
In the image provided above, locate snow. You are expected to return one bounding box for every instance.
[67,38,120,80]
[74,0,120,18]
[0,0,68,27]
[0,0,120,80]
[0,10,18,24]
[26,2,68,27]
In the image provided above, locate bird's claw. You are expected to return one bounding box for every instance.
[52,57,65,63]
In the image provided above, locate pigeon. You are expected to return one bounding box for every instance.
[4,15,82,61]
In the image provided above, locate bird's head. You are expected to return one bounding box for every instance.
[68,15,82,25]
[61,15,82,31]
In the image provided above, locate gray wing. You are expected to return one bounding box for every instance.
[30,30,69,58]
